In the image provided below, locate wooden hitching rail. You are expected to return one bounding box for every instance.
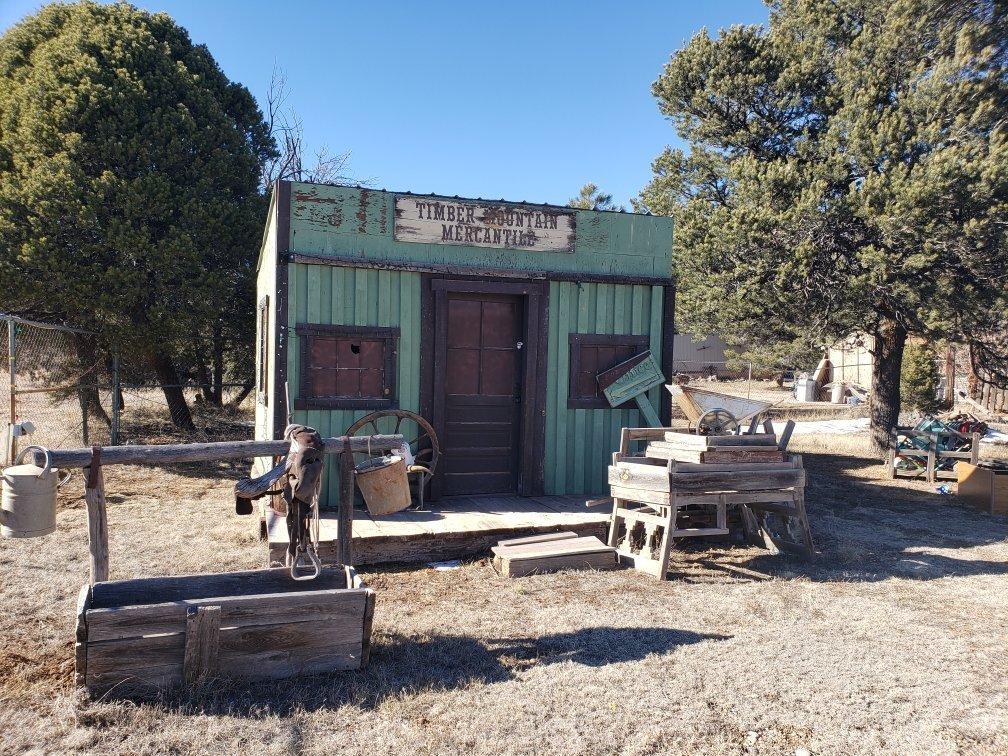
[38,435,405,584]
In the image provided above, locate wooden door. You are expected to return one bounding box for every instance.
[438,293,524,496]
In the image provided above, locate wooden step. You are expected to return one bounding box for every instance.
[492,535,616,578]
[495,531,578,548]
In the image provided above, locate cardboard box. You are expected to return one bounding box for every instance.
[957,462,1008,516]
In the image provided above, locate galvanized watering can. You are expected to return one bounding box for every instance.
[1,445,58,538]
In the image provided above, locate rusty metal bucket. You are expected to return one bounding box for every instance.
[355,454,411,517]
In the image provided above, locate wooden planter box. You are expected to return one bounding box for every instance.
[75,566,375,698]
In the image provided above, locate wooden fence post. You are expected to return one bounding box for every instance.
[183,605,221,684]
[84,446,109,584]
[338,436,354,566]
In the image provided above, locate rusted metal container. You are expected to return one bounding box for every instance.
[355,455,411,516]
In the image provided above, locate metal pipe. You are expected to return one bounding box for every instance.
[7,317,15,465]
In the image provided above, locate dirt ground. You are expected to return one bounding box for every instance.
[0,435,1005,755]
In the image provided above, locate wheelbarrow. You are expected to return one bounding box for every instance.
[667,384,774,435]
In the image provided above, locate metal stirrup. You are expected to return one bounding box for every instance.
[290,544,321,581]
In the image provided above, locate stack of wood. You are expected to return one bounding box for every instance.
[491,532,616,578]
[644,432,786,464]
[606,421,813,580]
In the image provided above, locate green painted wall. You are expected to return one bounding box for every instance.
[285,263,421,506]
[288,182,673,280]
[544,282,663,495]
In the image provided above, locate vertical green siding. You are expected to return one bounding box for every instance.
[544,282,664,495]
[285,263,421,507]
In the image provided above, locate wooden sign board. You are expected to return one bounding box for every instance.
[394,196,576,253]
[600,351,664,407]
[598,350,664,427]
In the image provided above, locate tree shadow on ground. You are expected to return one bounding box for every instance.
[133,626,726,718]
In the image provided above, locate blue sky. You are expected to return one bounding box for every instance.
[0,0,769,207]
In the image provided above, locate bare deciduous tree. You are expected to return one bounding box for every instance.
[260,65,357,188]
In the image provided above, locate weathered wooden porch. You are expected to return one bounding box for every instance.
[265,495,609,567]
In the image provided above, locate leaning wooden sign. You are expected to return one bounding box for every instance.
[394,195,576,253]
[598,350,665,428]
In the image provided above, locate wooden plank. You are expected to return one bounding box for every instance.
[609,485,671,507]
[75,584,91,688]
[645,445,703,463]
[183,606,221,684]
[777,420,795,452]
[614,506,668,528]
[620,427,669,454]
[86,618,366,680]
[360,589,376,667]
[491,535,612,559]
[40,434,405,469]
[663,432,776,447]
[90,566,349,609]
[668,469,805,492]
[671,461,797,473]
[496,531,578,548]
[669,527,729,537]
[84,457,109,584]
[700,449,786,464]
[608,462,669,492]
[496,548,616,577]
[86,642,366,696]
[86,589,368,642]
[338,437,353,566]
[349,520,607,566]
[659,432,708,449]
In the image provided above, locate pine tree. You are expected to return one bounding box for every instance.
[637,0,1008,451]
[0,1,277,428]
[569,183,623,211]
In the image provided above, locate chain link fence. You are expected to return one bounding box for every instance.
[0,316,113,463]
[1,315,254,463]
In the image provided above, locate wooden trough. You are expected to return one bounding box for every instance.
[32,435,403,698]
[76,565,375,697]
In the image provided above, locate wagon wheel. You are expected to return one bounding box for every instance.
[696,408,738,436]
[345,409,440,508]
[345,409,440,471]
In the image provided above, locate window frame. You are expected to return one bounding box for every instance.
[294,323,399,410]
[257,296,269,406]
[567,332,650,409]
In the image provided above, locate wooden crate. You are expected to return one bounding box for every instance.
[957,462,1008,515]
[75,565,375,698]
[606,453,813,577]
[888,427,980,482]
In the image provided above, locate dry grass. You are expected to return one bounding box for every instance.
[1,435,1006,755]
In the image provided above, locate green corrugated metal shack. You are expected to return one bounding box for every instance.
[255,180,674,507]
